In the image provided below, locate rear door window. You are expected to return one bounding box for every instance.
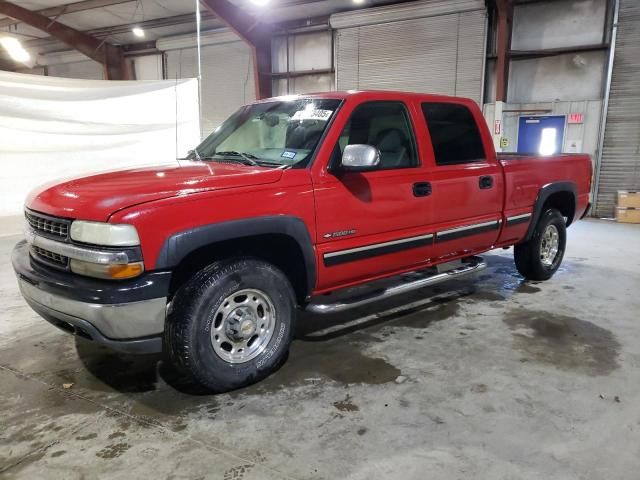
[421,103,486,165]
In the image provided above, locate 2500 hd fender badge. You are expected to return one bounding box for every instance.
[323,229,356,239]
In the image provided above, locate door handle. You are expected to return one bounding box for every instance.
[413,182,432,197]
[479,176,493,189]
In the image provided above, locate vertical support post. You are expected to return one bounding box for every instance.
[253,40,272,100]
[493,0,513,152]
[200,0,272,100]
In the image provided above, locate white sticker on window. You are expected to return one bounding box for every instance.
[292,108,333,121]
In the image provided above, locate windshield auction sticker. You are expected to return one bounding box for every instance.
[292,109,333,121]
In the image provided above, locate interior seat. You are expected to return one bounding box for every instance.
[373,128,409,168]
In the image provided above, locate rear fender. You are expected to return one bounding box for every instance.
[523,182,577,241]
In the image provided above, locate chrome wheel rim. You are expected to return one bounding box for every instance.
[540,224,560,267]
[210,288,276,364]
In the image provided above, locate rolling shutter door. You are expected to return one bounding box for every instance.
[333,0,487,104]
[595,0,640,217]
[47,60,103,80]
[165,41,256,135]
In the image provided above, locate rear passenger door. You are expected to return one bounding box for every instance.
[418,101,503,259]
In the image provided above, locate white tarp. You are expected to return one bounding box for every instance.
[0,71,200,216]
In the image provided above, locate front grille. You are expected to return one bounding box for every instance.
[25,211,70,239]
[32,245,69,268]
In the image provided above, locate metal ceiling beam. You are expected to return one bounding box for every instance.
[23,11,220,49]
[0,0,133,28]
[494,0,513,102]
[0,1,129,79]
[200,0,272,99]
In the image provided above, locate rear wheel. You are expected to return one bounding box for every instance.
[514,208,566,281]
[165,258,295,392]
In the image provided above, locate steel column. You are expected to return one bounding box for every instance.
[200,0,272,99]
[494,0,513,102]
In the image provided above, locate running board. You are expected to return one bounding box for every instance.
[305,256,486,315]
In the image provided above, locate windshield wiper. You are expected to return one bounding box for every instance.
[210,151,259,166]
[188,148,202,161]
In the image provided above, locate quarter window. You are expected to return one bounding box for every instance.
[334,102,418,170]
[422,103,486,165]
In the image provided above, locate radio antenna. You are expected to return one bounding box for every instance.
[175,73,179,163]
[196,0,203,139]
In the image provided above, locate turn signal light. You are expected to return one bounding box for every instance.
[108,262,145,279]
[70,259,144,280]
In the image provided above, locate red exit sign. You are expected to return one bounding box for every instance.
[568,113,585,124]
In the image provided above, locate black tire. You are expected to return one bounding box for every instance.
[165,258,295,392]
[514,208,567,281]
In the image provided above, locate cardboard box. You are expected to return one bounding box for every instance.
[617,191,640,209]
[616,207,640,224]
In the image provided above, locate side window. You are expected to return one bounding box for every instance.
[334,102,418,170]
[421,103,486,166]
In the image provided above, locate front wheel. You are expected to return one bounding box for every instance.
[514,208,567,281]
[165,258,295,392]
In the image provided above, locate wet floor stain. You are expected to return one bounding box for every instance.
[240,340,402,395]
[388,301,460,329]
[333,394,359,412]
[223,464,254,480]
[95,442,131,459]
[470,383,488,393]
[503,308,620,376]
[499,279,542,293]
[468,290,507,302]
[515,283,542,294]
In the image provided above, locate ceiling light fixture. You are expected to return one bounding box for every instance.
[0,37,31,64]
[352,0,366,4]
[132,26,145,38]
[250,0,269,6]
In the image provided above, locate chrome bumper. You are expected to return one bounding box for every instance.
[19,278,166,353]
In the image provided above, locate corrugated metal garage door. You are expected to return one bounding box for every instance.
[47,60,103,80]
[332,0,487,104]
[166,41,256,136]
[595,0,640,217]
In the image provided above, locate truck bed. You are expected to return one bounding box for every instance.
[498,152,592,222]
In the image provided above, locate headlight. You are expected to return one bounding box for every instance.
[70,259,144,280]
[70,220,140,247]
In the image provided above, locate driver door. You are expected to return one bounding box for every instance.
[312,100,433,292]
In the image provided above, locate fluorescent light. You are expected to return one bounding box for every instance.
[0,37,31,64]
[353,0,366,4]
[250,0,269,5]
[132,26,145,38]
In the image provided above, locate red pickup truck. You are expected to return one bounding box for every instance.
[13,91,592,392]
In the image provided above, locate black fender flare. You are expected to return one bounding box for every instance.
[524,181,577,241]
[155,216,316,295]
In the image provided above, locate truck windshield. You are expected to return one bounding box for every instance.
[189,98,341,167]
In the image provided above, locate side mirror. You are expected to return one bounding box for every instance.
[340,144,380,172]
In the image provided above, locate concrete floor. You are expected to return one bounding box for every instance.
[1,218,640,479]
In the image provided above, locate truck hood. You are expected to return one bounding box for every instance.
[26,162,283,221]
